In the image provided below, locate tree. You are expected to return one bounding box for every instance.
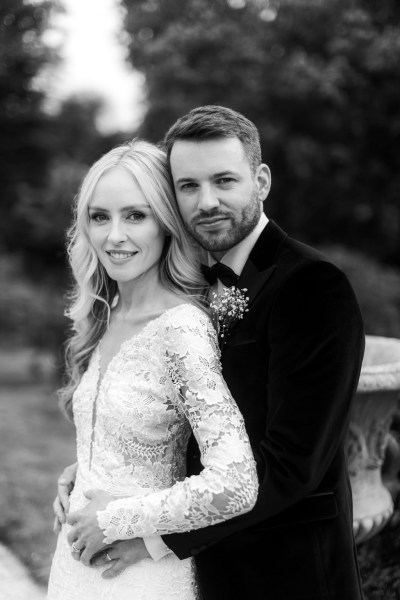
[0,0,57,248]
[0,1,123,266]
[120,0,400,264]
[0,1,128,349]
[16,96,126,267]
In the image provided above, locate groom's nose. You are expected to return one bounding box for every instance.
[197,184,220,211]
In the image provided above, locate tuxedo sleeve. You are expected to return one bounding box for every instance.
[162,260,365,558]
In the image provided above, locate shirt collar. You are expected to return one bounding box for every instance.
[209,213,268,275]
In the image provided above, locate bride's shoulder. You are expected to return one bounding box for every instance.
[162,303,218,357]
[164,302,210,327]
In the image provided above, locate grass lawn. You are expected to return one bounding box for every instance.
[0,382,75,587]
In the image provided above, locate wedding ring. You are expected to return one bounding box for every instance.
[71,542,82,554]
[106,552,112,562]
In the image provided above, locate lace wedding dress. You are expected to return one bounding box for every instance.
[47,304,258,600]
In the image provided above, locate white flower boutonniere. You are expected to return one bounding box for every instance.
[210,286,249,344]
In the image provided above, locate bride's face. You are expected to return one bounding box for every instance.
[87,167,166,286]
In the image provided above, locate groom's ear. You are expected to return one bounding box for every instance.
[255,164,271,202]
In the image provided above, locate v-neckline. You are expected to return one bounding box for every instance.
[87,302,194,469]
[95,302,194,387]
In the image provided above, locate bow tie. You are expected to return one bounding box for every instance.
[201,263,239,287]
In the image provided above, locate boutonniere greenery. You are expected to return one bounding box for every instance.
[209,286,249,344]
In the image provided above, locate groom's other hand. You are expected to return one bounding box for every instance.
[91,539,151,579]
[53,461,78,534]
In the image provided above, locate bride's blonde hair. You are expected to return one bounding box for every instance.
[59,139,206,419]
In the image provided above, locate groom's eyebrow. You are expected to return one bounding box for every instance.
[213,170,238,178]
[175,176,196,184]
[175,170,237,184]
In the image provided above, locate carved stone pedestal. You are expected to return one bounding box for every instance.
[348,336,400,544]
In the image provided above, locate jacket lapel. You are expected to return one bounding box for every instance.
[238,219,287,308]
[219,220,287,348]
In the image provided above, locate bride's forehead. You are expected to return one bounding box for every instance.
[95,167,140,191]
[91,170,148,206]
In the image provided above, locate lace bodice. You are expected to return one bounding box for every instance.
[72,303,258,543]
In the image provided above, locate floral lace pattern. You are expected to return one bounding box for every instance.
[96,304,258,542]
[47,304,257,600]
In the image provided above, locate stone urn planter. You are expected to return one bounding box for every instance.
[348,335,400,544]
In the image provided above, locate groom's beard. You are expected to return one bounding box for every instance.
[184,189,261,254]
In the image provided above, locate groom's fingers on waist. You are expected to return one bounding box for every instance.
[66,526,80,546]
[53,515,61,535]
[66,510,78,525]
[57,480,71,512]
[80,548,92,567]
[53,496,66,523]
[79,541,100,567]
[91,550,112,567]
[102,560,125,580]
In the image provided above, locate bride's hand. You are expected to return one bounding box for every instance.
[53,462,78,534]
[66,489,114,565]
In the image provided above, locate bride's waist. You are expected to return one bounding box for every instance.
[70,467,153,510]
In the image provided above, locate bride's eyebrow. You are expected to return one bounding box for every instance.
[88,203,151,212]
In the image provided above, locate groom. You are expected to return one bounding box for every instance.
[60,106,365,599]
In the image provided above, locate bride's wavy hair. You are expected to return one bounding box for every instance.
[59,139,207,419]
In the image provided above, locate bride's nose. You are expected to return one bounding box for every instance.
[107,218,128,244]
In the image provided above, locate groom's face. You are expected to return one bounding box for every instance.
[170,137,266,257]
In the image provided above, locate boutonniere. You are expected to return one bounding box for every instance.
[210,286,249,345]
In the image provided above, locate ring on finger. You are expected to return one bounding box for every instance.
[106,552,112,562]
[71,542,82,554]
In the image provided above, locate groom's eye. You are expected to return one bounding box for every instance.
[217,178,235,185]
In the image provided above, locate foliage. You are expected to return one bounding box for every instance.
[320,245,400,337]
[121,0,400,264]
[0,253,68,350]
[0,0,57,248]
[0,0,55,126]
[14,97,125,265]
[358,523,400,600]
[0,3,125,267]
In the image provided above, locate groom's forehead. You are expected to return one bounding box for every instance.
[169,137,247,174]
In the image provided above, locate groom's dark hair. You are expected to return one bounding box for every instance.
[163,105,262,174]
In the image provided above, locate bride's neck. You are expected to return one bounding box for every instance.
[115,276,174,319]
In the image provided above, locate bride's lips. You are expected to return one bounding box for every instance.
[105,250,138,263]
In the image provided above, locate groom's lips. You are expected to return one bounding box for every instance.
[196,216,230,228]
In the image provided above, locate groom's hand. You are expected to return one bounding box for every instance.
[67,489,113,566]
[91,539,151,579]
[53,461,78,534]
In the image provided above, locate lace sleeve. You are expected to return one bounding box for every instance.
[97,307,258,542]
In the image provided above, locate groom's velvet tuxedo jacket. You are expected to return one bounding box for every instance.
[164,220,365,600]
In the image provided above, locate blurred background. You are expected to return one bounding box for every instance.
[0,0,399,597]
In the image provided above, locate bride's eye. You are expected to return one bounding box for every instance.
[89,212,108,222]
[127,212,145,222]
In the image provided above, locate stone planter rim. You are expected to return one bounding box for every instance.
[357,335,400,393]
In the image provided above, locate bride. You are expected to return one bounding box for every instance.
[47,139,258,599]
